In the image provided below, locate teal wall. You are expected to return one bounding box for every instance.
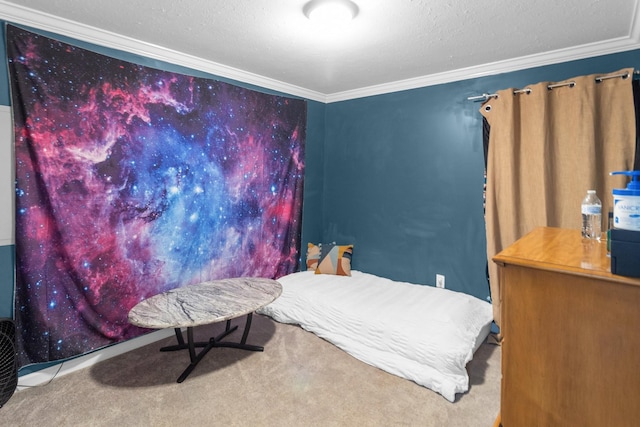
[0,245,13,318]
[320,52,640,300]
[0,25,8,103]
[1,22,12,319]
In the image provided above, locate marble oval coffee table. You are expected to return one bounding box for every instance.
[128,277,282,383]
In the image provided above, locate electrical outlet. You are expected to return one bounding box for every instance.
[436,274,445,289]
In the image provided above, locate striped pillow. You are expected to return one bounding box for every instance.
[306,242,353,276]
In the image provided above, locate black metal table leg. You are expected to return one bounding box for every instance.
[240,313,253,345]
[160,312,263,383]
[174,328,184,346]
[212,312,264,351]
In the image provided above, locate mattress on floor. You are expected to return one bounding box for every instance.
[258,270,493,402]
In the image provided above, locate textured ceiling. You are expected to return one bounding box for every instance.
[1,0,639,102]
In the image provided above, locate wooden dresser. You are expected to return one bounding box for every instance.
[493,227,640,427]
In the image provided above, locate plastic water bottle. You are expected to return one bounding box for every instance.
[581,190,602,240]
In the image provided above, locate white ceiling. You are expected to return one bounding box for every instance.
[1,0,639,102]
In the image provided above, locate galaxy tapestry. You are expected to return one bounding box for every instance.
[7,25,306,367]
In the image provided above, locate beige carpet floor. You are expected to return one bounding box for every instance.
[1,314,501,426]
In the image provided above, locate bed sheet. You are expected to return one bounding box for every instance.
[258,270,493,402]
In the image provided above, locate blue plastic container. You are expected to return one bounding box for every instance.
[611,171,640,231]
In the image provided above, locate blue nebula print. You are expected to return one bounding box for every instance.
[7,25,306,366]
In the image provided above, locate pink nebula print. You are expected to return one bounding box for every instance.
[7,25,306,366]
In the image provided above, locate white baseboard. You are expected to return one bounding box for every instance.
[16,328,176,391]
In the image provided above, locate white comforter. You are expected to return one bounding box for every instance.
[258,270,493,402]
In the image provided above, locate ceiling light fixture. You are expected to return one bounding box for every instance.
[303,0,359,25]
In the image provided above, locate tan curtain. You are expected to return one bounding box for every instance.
[482,68,637,327]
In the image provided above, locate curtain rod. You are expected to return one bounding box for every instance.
[467,70,638,102]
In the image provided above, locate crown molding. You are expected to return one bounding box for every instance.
[327,36,640,103]
[328,1,640,102]
[1,0,640,104]
[0,1,329,103]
